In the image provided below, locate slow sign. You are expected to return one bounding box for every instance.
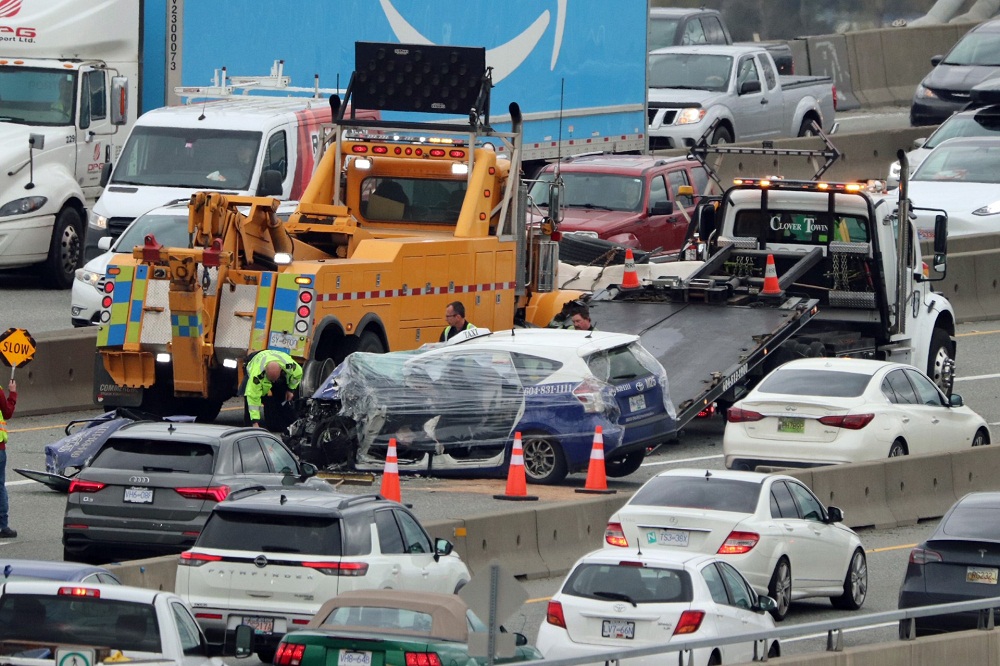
[0,327,37,368]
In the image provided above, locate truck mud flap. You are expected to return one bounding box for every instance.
[93,352,144,407]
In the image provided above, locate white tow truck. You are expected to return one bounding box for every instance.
[0,0,137,288]
[563,140,955,432]
[0,581,253,666]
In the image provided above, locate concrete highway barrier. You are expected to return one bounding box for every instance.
[18,328,98,418]
[883,452,957,527]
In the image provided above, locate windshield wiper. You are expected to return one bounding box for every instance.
[580,203,613,211]
[142,465,185,473]
[594,591,637,607]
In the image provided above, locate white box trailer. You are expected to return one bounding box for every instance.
[0,0,139,288]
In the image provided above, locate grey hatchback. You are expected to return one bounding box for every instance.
[62,421,327,563]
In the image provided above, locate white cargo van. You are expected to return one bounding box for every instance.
[85,94,346,260]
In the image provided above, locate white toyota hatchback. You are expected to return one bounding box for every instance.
[723,357,989,471]
[537,548,779,665]
[604,468,866,621]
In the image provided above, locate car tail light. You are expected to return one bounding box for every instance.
[573,378,607,413]
[672,610,705,635]
[274,642,305,666]
[178,551,223,567]
[58,587,100,598]
[718,531,760,555]
[68,479,105,494]
[405,653,443,666]
[604,522,629,548]
[696,403,716,418]
[727,407,764,423]
[301,561,369,576]
[818,413,875,430]
[546,600,566,628]
[175,485,230,502]
[909,547,943,565]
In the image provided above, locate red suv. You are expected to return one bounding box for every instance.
[529,155,711,255]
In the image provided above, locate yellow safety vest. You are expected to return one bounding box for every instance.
[0,410,7,445]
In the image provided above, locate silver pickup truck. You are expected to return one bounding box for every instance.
[647,44,836,149]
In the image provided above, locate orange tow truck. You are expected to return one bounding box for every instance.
[93,42,579,419]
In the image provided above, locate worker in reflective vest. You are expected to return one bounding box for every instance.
[243,350,303,432]
[0,379,17,539]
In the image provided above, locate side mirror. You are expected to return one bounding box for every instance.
[949,393,964,407]
[515,632,529,647]
[257,169,283,197]
[739,80,762,95]
[933,214,948,259]
[300,462,318,479]
[826,506,844,524]
[98,236,113,251]
[100,161,113,188]
[233,624,255,658]
[548,179,564,224]
[913,137,926,149]
[434,537,454,562]
[756,595,777,613]
[650,201,674,216]
[931,55,943,67]
[111,76,129,126]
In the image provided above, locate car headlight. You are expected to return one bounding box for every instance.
[75,267,103,288]
[676,108,707,125]
[88,210,108,230]
[0,196,47,217]
[915,84,937,99]
[972,201,1000,216]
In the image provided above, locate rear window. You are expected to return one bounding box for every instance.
[320,605,435,634]
[733,210,870,244]
[939,506,1000,540]
[91,438,215,474]
[757,368,870,397]
[588,343,660,384]
[0,593,161,653]
[562,563,692,604]
[197,511,344,556]
[630,477,760,513]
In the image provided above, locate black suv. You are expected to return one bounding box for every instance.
[176,488,471,662]
[62,422,328,563]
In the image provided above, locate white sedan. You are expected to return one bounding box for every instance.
[604,468,866,621]
[905,136,1000,241]
[723,358,989,470]
[537,548,779,666]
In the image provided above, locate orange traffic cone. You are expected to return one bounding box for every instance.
[620,248,641,289]
[494,432,539,501]
[577,426,617,495]
[761,253,782,295]
[380,438,402,503]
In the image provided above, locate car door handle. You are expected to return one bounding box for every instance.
[392,565,401,574]
[932,418,940,424]
[760,98,769,105]
[783,524,794,531]
[901,417,910,423]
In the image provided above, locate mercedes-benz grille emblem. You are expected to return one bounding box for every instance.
[254,555,268,568]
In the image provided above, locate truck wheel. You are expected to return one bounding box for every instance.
[604,450,644,478]
[40,207,84,289]
[520,434,567,484]
[256,648,276,664]
[357,331,386,354]
[927,327,955,395]
[301,358,337,396]
[710,126,733,145]
[192,399,223,423]
[798,118,818,137]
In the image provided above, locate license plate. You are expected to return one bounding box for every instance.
[967,567,998,585]
[778,416,805,434]
[647,528,689,547]
[243,616,275,634]
[123,486,153,504]
[601,619,635,639]
[269,332,299,349]
[338,651,373,666]
[628,394,647,412]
